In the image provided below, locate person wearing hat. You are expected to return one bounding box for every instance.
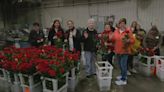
[111,18,135,85]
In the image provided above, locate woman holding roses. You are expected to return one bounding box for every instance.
[112,18,135,85]
[48,20,64,47]
[100,23,114,65]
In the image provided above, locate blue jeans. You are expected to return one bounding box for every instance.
[116,54,128,81]
[84,51,96,76]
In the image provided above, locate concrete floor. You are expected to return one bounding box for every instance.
[75,66,164,92]
[75,46,164,92]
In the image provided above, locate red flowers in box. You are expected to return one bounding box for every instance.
[139,47,155,56]
[0,46,80,78]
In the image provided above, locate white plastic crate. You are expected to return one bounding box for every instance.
[154,56,164,81]
[19,72,42,92]
[68,76,79,92]
[154,56,164,73]
[0,79,10,92]
[139,55,155,76]
[157,67,164,81]
[96,61,113,92]
[42,73,68,92]
[0,68,7,80]
[0,68,10,92]
[6,71,22,92]
[68,68,79,92]
[97,77,112,92]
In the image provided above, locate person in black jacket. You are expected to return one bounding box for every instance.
[82,19,97,78]
[65,20,81,52]
[28,22,45,47]
[48,19,64,47]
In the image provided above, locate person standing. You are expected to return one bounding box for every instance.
[28,22,45,47]
[82,19,97,78]
[100,23,114,65]
[48,20,64,47]
[65,20,81,52]
[112,18,135,85]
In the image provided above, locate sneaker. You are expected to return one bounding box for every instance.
[115,80,127,86]
[116,75,127,80]
[86,75,91,78]
[116,75,122,80]
[131,68,138,73]
[127,71,132,76]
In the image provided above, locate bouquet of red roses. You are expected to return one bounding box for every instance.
[122,30,130,51]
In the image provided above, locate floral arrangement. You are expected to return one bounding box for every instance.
[139,48,155,56]
[122,30,130,51]
[0,46,80,78]
[54,31,64,48]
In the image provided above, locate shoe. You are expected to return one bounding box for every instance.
[127,71,132,76]
[116,75,122,80]
[116,75,127,80]
[115,80,127,86]
[86,75,91,78]
[131,69,137,73]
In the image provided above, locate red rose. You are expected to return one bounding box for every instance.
[54,61,60,66]
[125,30,129,34]
[60,68,65,74]
[56,31,62,38]
[48,69,56,77]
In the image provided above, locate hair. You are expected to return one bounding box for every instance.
[67,20,74,24]
[87,18,95,24]
[104,22,112,28]
[51,19,62,29]
[131,21,138,27]
[119,18,127,24]
[33,22,40,27]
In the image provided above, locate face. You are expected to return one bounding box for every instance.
[132,21,137,27]
[136,24,141,30]
[104,24,111,31]
[119,22,126,30]
[54,21,60,28]
[33,25,39,31]
[88,20,95,30]
[67,21,74,29]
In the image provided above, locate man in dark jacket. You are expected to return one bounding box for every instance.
[65,20,81,52]
[28,23,45,47]
[82,19,97,78]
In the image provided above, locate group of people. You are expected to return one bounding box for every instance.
[28,17,160,86]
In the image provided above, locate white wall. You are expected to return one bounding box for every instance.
[137,0,164,31]
[41,0,137,29]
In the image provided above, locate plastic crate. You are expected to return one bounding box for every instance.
[68,76,79,92]
[42,73,68,92]
[154,56,164,81]
[6,71,22,92]
[0,78,11,92]
[157,67,164,81]
[139,55,155,76]
[0,68,7,80]
[0,69,9,92]
[19,72,42,92]
[68,68,79,92]
[96,61,113,92]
